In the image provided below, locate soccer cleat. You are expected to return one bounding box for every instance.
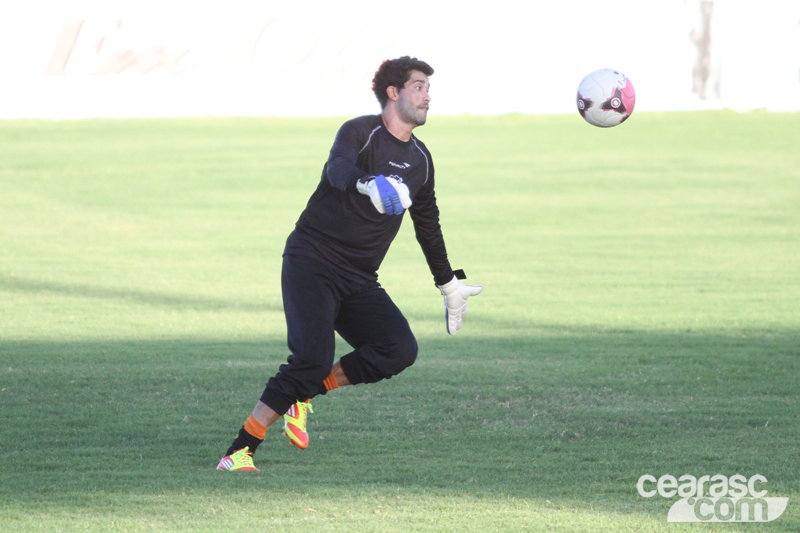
[283,400,313,450]
[216,446,259,471]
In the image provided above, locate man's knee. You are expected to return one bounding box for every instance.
[385,331,418,375]
[339,328,418,385]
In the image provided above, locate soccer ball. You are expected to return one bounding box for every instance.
[576,69,635,127]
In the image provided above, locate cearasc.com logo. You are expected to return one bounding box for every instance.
[637,474,788,522]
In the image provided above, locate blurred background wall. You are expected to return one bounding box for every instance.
[1,0,798,118]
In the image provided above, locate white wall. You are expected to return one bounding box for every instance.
[0,0,797,118]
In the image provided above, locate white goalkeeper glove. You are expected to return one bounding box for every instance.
[437,275,483,335]
[357,174,412,215]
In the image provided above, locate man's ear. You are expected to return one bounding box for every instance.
[386,85,399,102]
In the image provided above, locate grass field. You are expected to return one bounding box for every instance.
[1,111,798,532]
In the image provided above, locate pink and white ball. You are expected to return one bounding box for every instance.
[576,69,636,128]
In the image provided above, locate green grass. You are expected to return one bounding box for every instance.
[1,111,798,532]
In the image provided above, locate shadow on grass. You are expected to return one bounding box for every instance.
[1,332,797,528]
[0,275,282,312]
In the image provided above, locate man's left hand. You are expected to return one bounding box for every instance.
[438,275,483,335]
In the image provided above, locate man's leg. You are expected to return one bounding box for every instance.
[271,283,414,404]
[218,255,340,469]
[330,361,351,386]
[334,282,418,386]
[261,254,341,411]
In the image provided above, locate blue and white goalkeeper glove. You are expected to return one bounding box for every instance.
[437,275,483,335]
[357,174,412,215]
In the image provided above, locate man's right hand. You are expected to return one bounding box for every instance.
[357,175,412,215]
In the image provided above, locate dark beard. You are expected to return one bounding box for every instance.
[398,99,426,127]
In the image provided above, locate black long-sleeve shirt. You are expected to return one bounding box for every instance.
[284,114,454,285]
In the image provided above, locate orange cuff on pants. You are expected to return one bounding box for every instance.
[244,415,268,440]
[323,370,340,391]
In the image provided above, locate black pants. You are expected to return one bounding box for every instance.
[260,254,418,415]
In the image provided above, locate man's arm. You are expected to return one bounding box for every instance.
[410,173,482,335]
[408,177,454,285]
[326,119,411,215]
[325,119,372,193]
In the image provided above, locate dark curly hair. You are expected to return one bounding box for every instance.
[371,56,434,109]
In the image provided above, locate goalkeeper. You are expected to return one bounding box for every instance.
[218,56,482,471]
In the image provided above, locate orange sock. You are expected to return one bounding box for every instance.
[323,370,340,391]
[243,415,268,440]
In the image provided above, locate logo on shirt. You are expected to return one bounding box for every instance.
[389,161,411,169]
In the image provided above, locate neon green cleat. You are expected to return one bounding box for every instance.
[283,400,313,450]
[216,446,259,471]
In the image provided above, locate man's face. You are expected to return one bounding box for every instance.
[395,70,431,127]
